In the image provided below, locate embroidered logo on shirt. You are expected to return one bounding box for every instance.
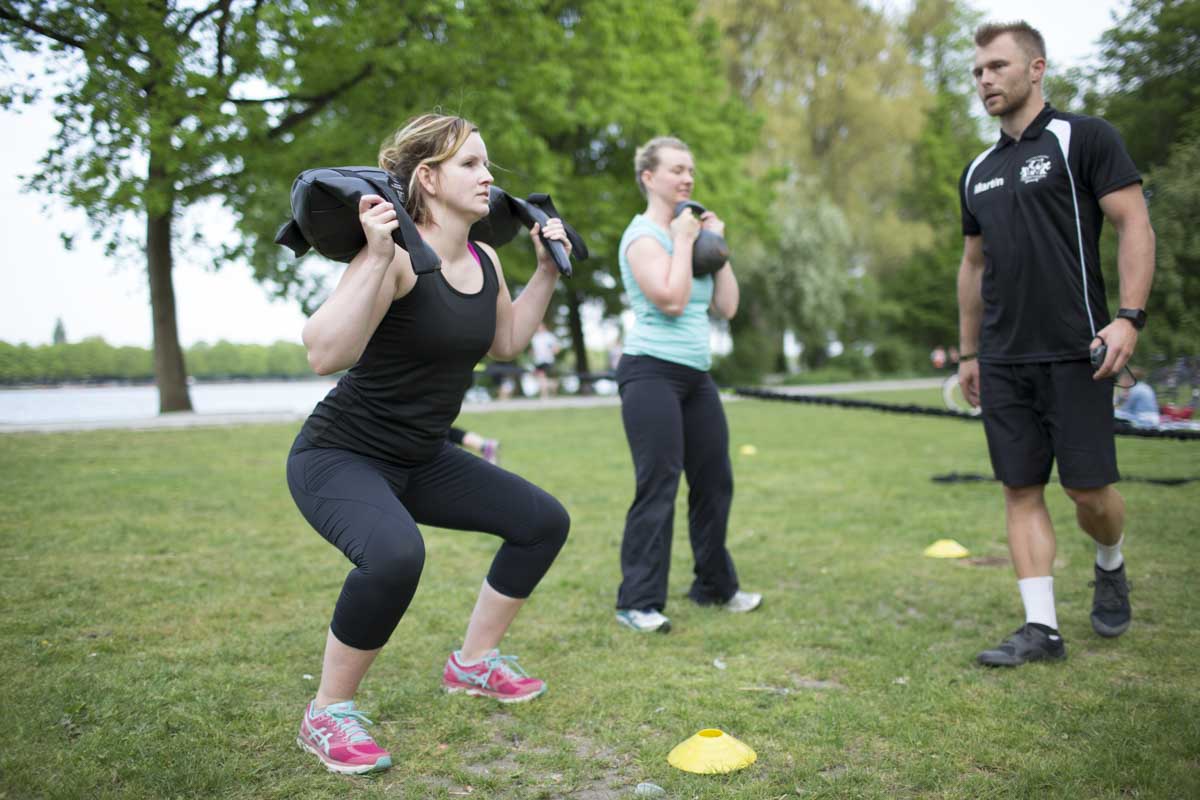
[1020,155,1052,184]
[973,176,1005,195]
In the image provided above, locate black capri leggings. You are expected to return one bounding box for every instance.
[286,434,570,651]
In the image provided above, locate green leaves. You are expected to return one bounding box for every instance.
[236,0,762,317]
[1099,0,1200,170]
[1141,136,1200,358]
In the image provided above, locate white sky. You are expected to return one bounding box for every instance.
[0,0,1129,348]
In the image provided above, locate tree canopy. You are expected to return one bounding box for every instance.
[3,1,765,400]
[1098,0,1200,170]
[1,0,430,409]
[3,0,1197,398]
[234,1,765,374]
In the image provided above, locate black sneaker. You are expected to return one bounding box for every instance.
[977,623,1066,667]
[1090,563,1132,638]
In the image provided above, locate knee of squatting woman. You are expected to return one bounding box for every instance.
[613,136,761,634]
[287,113,571,775]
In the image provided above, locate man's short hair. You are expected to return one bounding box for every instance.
[974,21,1046,63]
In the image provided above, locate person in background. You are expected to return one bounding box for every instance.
[607,330,624,373]
[612,135,762,634]
[448,425,501,464]
[529,322,560,399]
[1114,367,1159,428]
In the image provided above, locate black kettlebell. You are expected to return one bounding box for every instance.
[673,201,730,276]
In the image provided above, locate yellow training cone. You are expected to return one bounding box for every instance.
[923,538,970,558]
[667,729,757,774]
[739,444,758,456]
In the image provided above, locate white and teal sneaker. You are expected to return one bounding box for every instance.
[616,608,671,633]
[724,590,763,613]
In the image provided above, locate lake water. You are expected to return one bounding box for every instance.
[0,380,339,424]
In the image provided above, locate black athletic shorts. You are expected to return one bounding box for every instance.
[979,360,1119,489]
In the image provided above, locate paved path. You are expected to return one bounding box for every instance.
[0,395,625,434]
[0,378,943,434]
[761,377,942,396]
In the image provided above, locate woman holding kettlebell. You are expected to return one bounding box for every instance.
[287,113,571,774]
[613,136,761,634]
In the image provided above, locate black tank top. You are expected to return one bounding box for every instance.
[301,244,498,465]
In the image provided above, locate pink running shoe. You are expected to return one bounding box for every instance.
[442,649,546,703]
[297,700,393,774]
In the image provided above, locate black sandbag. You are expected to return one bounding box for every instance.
[274,166,441,274]
[468,186,587,277]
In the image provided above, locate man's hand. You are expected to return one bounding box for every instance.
[1091,319,1138,379]
[958,359,981,408]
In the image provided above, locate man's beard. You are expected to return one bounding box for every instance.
[986,82,1032,118]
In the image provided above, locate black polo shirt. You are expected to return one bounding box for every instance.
[959,104,1141,364]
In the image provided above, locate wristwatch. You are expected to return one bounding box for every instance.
[1116,308,1147,330]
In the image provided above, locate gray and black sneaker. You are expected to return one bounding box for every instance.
[977,623,1066,667]
[1090,563,1132,638]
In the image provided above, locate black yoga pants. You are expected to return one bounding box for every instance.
[287,434,570,650]
[616,354,738,611]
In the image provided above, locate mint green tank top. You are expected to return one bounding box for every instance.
[618,215,713,371]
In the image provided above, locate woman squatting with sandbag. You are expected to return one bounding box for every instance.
[287,114,571,774]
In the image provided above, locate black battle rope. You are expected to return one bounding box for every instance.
[732,386,1200,442]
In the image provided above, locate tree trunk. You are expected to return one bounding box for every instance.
[565,288,590,390]
[801,332,828,370]
[725,296,781,383]
[146,195,192,413]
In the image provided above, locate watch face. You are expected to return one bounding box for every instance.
[1119,309,1146,329]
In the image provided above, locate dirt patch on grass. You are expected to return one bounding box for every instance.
[962,556,1009,567]
[557,732,639,799]
[789,673,845,691]
[465,750,521,777]
[443,730,639,800]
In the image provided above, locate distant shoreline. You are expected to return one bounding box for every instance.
[0,376,335,391]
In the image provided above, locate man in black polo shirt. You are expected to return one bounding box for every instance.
[956,21,1156,667]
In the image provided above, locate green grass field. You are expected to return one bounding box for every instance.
[2,390,1197,799]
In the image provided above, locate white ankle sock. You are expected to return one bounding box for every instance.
[1018,576,1058,630]
[1096,534,1125,571]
